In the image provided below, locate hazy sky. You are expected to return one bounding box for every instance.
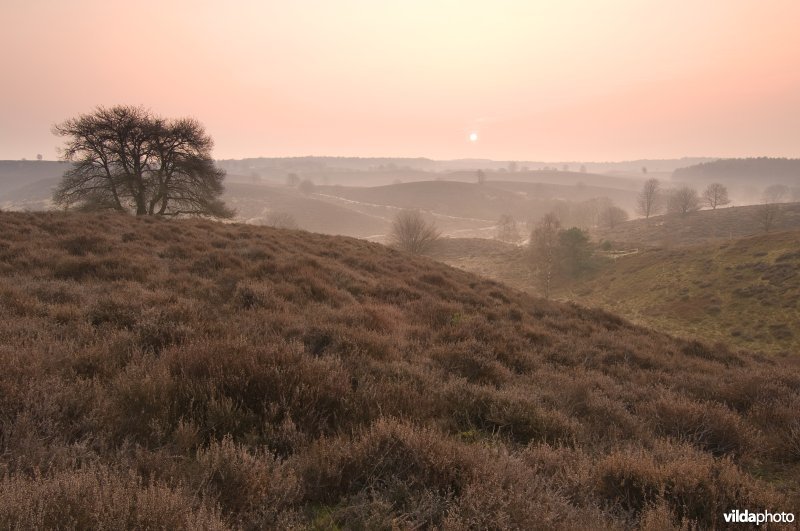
[2,0,799,161]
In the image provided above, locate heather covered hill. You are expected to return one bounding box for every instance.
[593,202,800,248]
[0,211,799,528]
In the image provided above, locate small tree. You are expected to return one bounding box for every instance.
[476,169,486,185]
[286,173,300,187]
[390,210,440,254]
[667,186,700,216]
[529,213,561,298]
[495,214,521,243]
[763,184,789,204]
[757,187,787,233]
[636,178,662,218]
[262,211,299,230]
[702,183,731,210]
[559,227,592,277]
[298,179,316,195]
[757,203,782,233]
[599,205,629,228]
[36,154,43,161]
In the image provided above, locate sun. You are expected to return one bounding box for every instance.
[469,132,478,142]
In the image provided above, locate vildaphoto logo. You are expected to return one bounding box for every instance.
[723,509,795,525]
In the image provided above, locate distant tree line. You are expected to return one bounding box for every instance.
[673,157,800,186]
[636,179,731,218]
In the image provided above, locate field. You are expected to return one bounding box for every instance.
[0,211,798,528]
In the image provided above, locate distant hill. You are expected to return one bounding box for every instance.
[0,211,797,527]
[224,182,390,238]
[317,181,527,220]
[447,169,644,191]
[0,160,67,190]
[488,180,638,212]
[0,161,68,211]
[673,157,800,188]
[592,202,800,248]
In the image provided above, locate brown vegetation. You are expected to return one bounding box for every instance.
[0,211,798,528]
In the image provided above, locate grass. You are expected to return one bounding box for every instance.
[432,228,800,355]
[561,230,800,354]
[0,211,798,528]
[592,202,800,248]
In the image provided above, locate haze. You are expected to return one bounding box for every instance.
[2,0,799,161]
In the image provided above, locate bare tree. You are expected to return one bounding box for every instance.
[757,186,787,233]
[757,203,782,233]
[763,184,789,204]
[389,210,440,254]
[667,186,700,216]
[36,154,43,161]
[599,205,629,228]
[262,211,299,230]
[52,105,232,218]
[286,173,300,187]
[529,213,561,298]
[298,179,316,195]
[476,169,486,185]
[636,178,661,218]
[495,214,521,243]
[702,183,731,210]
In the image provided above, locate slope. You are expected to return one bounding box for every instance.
[223,182,390,238]
[565,230,800,354]
[593,202,800,248]
[0,212,798,528]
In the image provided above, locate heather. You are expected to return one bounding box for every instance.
[0,211,798,529]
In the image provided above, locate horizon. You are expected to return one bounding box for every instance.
[2,1,799,161]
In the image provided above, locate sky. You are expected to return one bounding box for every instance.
[1,0,799,161]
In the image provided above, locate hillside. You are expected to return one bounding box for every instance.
[673,157,800,187]
[565,231,800,354]
[316,181,530,220]
[432,232,800,355]
[0,211,798,528]
[224,182,390,238]
[593,203,800,248]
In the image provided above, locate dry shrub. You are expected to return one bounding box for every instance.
[0,466,225,530]
[645,393,756,457]
[0,212,798,527]
[191,436,301,527]
[299,419,470,526]
[748,393,800,462]
[594,441,782,527]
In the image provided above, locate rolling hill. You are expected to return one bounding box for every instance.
[593,203,800,248]
[0,211,798,528]
[566,230,800,354]
[224,182,390,238]
[431,230,800,355]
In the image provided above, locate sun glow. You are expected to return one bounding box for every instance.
[469,132,478,143]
